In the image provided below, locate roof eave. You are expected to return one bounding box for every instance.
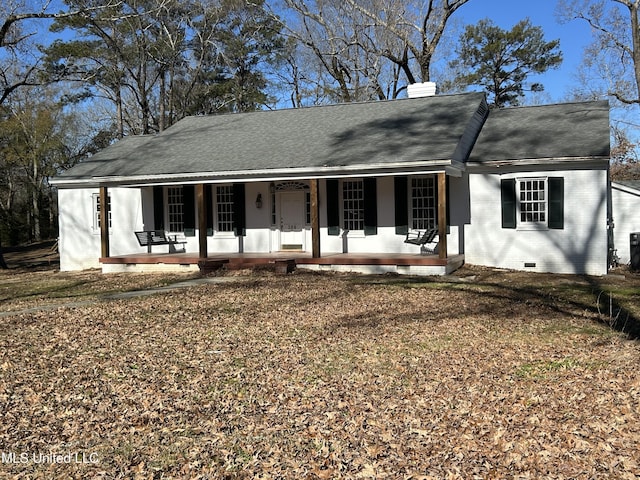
[50,159,465,188]
[611,181,640,195]
[466,156,610,169]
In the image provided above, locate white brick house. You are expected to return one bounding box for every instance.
[610,181,640,266]
[51,87,611,275]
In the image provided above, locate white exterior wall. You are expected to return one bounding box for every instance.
[59,169,609,275]
[611,183,640,265]
[465,167,609,275]
[316,176,461,255]
[58,177,464,271]
[58,187,145,271]
[172,177,460,257]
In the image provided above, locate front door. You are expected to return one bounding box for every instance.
[279,191,305,250]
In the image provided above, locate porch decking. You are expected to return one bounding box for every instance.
[100,252,465,275]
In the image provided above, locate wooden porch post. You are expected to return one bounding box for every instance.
[99,185,110,259]
[196,183,208,259]
[437,173,447,260]
[310,179,321,258]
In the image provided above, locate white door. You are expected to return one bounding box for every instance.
[279,191,305,250]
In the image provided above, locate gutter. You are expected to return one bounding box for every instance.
[50,158,466,188]
[466,156,610,168]
[611,182,640,197]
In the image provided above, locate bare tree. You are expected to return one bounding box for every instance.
[0,1,128,267]
[342,0,472,84]
[281,0,376,102]
[280,0,471,103]
[0,1,129,105]
[559,0,640,105]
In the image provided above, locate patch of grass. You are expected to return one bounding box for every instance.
[515,357,605,380]
[0,270,196,311]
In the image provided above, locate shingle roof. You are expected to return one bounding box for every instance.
[614,180,640,192]
[54,94,611,187]
[54,92,487,184]
[468,100,610,163]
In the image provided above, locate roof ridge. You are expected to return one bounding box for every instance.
[177,91,487,121]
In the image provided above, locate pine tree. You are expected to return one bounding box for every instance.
[452,18,563,108]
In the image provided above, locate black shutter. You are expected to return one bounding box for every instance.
[394,176,408,234]
[363,177,377,235]
[501,179,516,229]
[183,185,196,236]
[548,177,564,229]
[153,186,164,230]
[233,183,246,236]
[326,179,340,236]
[205,185,214,236]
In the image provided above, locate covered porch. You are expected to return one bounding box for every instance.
[100,251,465,276]
[95,170,460,276]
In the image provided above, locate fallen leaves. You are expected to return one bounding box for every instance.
[0,270,639,478]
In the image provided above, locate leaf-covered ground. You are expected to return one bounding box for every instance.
[1,268,639,479]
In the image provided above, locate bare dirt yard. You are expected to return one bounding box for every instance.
[0,244,639,479]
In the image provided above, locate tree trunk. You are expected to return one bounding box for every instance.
[0,238,8,269]
[32,157,41,242]
[629,2,640,104]
[32,189,41,242]
[116,86,124,139]
[159,69,166,132]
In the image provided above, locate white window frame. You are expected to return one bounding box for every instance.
[92,193,112,232]
[166,186,184,233]
[410,176,437,230]
[341,179,364,233]
[517,177,548,230]
[215,185,235,235]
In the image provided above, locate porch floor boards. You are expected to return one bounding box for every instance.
[100,252,463,268]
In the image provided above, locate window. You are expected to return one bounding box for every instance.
[411,177,437,229]
[342,179,364,231]
[216,185,234,232]
[327,178,377,236]
[501,177,564,230]
[519,178,546,224]
[167,186,184,232]
[93,193,111,231]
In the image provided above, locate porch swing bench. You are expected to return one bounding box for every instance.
[135,230,186,253]
[404,227,439,254]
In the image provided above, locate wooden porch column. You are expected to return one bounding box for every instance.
[99,185,110,259]
[310,179,321,258]
[196,183,208,259]
[437,173,447,260]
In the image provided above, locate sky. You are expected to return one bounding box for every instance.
[454,0,594,103]
[29,0,619,111]
[35,0,594,105]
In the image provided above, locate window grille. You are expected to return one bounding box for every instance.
[216,185,234,232]
[167,186,184,232]
[519,178,546,223]
[411,177,436,230]
[342,180,364,231]
[93,193,112,230]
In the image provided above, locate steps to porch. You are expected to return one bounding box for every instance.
[100,252,465,276]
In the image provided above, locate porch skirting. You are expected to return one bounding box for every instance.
[99,252,464,276]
